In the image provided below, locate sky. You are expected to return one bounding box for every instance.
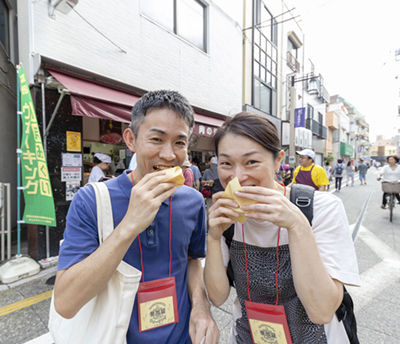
[287,0,400,142]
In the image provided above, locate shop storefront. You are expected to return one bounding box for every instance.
[29,66,225,259]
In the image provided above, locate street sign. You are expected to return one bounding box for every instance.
[294,108,306,128]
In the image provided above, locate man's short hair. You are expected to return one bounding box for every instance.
[130,90,195,138]
[192,157,200,165]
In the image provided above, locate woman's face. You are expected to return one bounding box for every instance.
[388,157,397,165]
[217,133,283,190]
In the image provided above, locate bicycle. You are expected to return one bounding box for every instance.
[381,181,400,222]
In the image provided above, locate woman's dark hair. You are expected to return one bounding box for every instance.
[347,161,351,167]
[213,112,281,159]
[93,157,102,164]
[337,159,343,163]
[325,161,330,166]
[208,155,215,162]
[130,90,194,138]
[387,155,400,163]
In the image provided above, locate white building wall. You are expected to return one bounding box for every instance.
[18,0,243,116]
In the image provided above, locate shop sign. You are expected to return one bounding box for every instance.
[61,167,82,182]
[19,66,56,227]
[62,153,82,167]
[340,142,354,156]
[192,123,219,137]
[294,108,306,128]
[66,131,81,152]
[66,181,80,201]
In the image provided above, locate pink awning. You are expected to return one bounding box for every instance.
[47,67,140,123]
[47,67,226,127]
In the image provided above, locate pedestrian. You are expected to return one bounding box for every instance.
[291,149,330,191]
[346,161,355,187]
[54,90,219,343]
[204,112,360,343]
[358,159,368,185]
[189,156,201,191]
[110,155,125,176]
[182,156,195,187]
[88,153,112,183]
[324,161,332,191]
[282,164,292,186]
[332,159,345,192]
[377,155,400,209]
[201,155,215,211]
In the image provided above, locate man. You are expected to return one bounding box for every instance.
[358,159,368,185]
[189,156,201,190]
[54,90,219,343]
[291,149,330,191]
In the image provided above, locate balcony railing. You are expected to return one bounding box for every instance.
[320,125,327,139]
[287,51,300,73]
[306,118,320,136]
[306,118,327,139]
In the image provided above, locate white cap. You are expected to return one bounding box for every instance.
[296,149,315,159]
[94,153,111,163]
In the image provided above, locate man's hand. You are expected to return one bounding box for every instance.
[120,171,177,238]
[187,259,220,344]
[189,303,220,344]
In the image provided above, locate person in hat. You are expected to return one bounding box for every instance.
[182,156,195,187]
[292,149,330,191]
[88,153,112,183]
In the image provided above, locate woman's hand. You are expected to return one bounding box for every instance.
[236,186,308,230]
[207,192,239,241]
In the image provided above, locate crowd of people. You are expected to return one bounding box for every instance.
[53,89,400,344]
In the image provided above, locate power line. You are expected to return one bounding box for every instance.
[242,8,296,32]
[67,3,127,54]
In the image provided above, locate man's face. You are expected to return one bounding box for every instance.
[125,108,190,180]
[298,155,313,167]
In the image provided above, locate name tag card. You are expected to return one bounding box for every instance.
[138,276,179,332]
[245,300,292,344]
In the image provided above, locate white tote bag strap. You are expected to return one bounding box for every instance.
[88,182,114,244]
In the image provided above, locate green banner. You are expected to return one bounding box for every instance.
[19,66,56,227]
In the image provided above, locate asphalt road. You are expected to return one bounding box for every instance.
[0,167,399,343]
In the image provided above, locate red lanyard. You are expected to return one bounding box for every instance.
[242,185,286,310]
[130,173,172,285]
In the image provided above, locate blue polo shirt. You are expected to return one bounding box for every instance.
[58,171,206,344]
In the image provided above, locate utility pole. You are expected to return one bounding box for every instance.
[288,78,297,168]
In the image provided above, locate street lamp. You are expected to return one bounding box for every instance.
[288,73,322,167]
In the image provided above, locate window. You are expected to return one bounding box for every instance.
[318,112,323,124]
[141,0,207,51]
[253,1,277,116]
[0,0,9,53]
[307,104,314,119]
[288,38,297,58]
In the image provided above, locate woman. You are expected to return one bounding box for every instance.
[345,161,354,187]
[88,153,111,183]
[204,113,360,343]
[332,159,345,192]
[281,164,292,186]
[182,157,194,187]
[202,155,216,210]
[324,161,332,191]
[377,155,400,209]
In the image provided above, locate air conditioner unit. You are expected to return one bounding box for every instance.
[295,128,304,147]
[51,0,79,14]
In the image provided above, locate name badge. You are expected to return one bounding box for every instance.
[245,300,292,344]
[138,276,179,332]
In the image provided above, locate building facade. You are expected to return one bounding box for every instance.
[0,0,18,232]
[16,0,243,259]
